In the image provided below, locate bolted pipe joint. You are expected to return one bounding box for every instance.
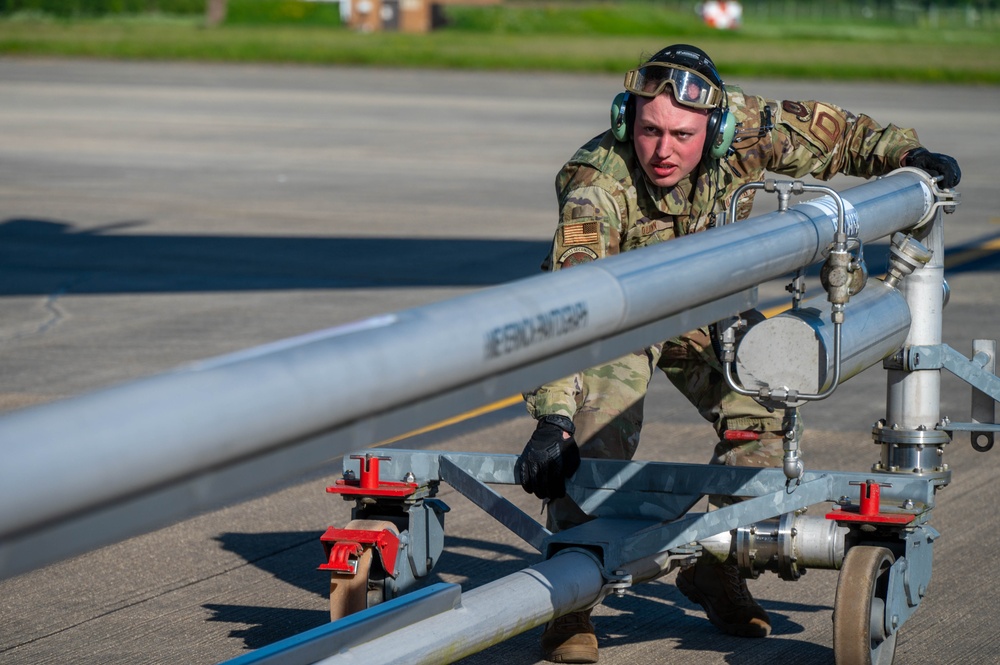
[871,419,951,474]
[699,513,849,582]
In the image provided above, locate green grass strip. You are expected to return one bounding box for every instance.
[0,12,998,84]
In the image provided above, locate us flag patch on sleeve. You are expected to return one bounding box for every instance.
[562,222,600,245]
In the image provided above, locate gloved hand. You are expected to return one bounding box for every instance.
[516,414,581,500]
[904,147,962,189]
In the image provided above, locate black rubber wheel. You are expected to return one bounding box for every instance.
[833,546,898,665]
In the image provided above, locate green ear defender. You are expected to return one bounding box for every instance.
[610,92,630,142]
[707,108,736,159]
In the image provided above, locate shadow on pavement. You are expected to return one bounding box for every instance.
[216,530,330,598]
[204,604,329,650]
[0,217,548,295]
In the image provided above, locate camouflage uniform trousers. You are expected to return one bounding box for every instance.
[547,323,787,531]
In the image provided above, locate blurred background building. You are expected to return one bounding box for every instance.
[340,0,499,32]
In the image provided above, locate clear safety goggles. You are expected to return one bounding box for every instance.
[622,62,723,110]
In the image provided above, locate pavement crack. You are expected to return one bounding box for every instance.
[10,282,78,343]
[34,289,68,336]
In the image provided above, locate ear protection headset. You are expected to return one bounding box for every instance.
[611,44,735,162]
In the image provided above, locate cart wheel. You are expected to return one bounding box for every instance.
[329,519,399,621]
[833,546,897,665]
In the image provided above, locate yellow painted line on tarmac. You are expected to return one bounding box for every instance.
[943,237,1000,270]
[762,303,787,318]
[376,393,524,446]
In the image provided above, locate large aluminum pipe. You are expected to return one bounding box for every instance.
[315,549,606,665]
[0,171,937,579]
[735,280,911,396]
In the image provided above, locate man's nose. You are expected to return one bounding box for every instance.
[655,136,673,157]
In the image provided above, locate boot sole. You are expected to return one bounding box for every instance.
[542,638,599,663]
[544,648,599,664]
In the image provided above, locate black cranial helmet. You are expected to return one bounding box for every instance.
[647,44,724,88]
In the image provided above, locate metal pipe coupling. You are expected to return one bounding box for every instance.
[871,419,951,474]
[698,512,849,581]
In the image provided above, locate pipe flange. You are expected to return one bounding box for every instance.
[872,421,951,446]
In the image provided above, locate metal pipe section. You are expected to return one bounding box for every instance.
[877,214,951,474]
[736,281,911,396]
[0,171,935,579]
[885,216,946,430]
[314,549,606,665]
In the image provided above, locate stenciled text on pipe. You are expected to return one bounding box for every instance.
[484,302,589,359]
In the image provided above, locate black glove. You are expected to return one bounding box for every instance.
[905,147,961,189]
[516,414,581,500]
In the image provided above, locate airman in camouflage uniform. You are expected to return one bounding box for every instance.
[525,75,923,499]
[515,44,961,664]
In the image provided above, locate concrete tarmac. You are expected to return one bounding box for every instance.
[1,58,999,664]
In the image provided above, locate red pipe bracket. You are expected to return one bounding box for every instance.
[825,479,914,525]
[319,527,401,577]
[326,454,418,499]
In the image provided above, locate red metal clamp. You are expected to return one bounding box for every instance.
[319,526,401,577]
[321,540,365,574]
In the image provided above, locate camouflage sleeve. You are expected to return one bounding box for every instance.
[765,98,923,181]
[550,185,624,270]
[525,183,625,419]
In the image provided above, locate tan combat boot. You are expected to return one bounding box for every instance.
[540,609,599,663]
[676,560,771,638]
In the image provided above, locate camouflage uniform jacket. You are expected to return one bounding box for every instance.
[527,85,923,420]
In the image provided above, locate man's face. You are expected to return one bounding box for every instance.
[632,93,709,188]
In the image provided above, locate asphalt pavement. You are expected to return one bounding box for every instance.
[1,58,999,665]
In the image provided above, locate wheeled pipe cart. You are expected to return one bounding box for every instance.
[297,170,997,665]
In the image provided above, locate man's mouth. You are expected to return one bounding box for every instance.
[651,162,676,178]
